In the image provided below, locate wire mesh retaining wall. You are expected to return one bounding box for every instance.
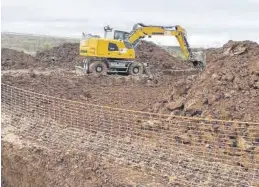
[1,83,259,186]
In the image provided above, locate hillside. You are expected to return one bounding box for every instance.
[1,32,79,55]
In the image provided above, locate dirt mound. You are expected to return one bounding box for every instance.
[37,41,190,72]
[2,40,190,73]
[1,48,37,70]
[35,43,80,70]
[135,41,191,73]
[164,40,259,122]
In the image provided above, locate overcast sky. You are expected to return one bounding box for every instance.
[2,0,259,47]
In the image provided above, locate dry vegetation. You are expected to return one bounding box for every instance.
[1,32,79,55]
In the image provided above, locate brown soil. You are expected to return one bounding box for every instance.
[1,40,194,111]
[2,97,258,186]
[2,115,166,187]
[135,41,191,73]
[162,40,259,122]
[35,43,80,70]
[1,48,37,70]
[2,39,259,186]
[1,41,191,73]
[2,70,191,111]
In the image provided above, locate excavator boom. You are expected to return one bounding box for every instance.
[125,23,205,69]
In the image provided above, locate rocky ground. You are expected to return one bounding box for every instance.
[156,40,259,122]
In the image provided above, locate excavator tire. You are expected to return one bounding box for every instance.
[128,62,144,76]
[89,61,108,75]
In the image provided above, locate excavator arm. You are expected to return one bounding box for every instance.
[126,23,205,69]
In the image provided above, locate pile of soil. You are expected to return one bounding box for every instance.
[35,43,80,70]
[2,41,190,73]
[135,41,191,73]
[1,43,80,71]
[1,48,37,70]
[163,40,259,122]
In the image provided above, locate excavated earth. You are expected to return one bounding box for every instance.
[1,40,194,111]
[1,48,37,70]
[1,43,80,71]
[135,41,192,73]
[2,72,192,111]
[2,39,259,186]
[159,40,259,122]
[1,40,197,186]
[1,41,191,72]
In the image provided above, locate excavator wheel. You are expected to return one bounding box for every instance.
[128,62,144,76]
[89,61,108,75]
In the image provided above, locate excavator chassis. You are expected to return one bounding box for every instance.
[75,58,148,75]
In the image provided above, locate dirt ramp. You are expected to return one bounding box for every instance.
[166,40,259,121]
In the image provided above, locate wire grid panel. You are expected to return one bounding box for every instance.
[1,83,259,186]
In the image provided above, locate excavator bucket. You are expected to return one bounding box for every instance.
[190,51,206,70]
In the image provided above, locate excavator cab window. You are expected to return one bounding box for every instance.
[108,43,119,51]
[114,30,129,40]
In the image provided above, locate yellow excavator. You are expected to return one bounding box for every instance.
[78,23,206,75]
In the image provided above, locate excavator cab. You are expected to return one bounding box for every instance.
[103,25,129,41]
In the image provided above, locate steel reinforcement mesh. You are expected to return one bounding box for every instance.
[1,83,259,186]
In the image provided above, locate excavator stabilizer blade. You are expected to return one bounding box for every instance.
[75,65,87,75]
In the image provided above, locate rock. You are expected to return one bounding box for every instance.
[238,137,253,151]
[222,73,235,82]
[166,97,184,110]
[208,94,222,104]
[141,120,168,131]
[175,134,191,144]
[224,93,231,98]
[211,73,220,80]
[184,99,203,116]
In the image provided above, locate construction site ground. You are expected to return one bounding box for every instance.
[1,38,259,186]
